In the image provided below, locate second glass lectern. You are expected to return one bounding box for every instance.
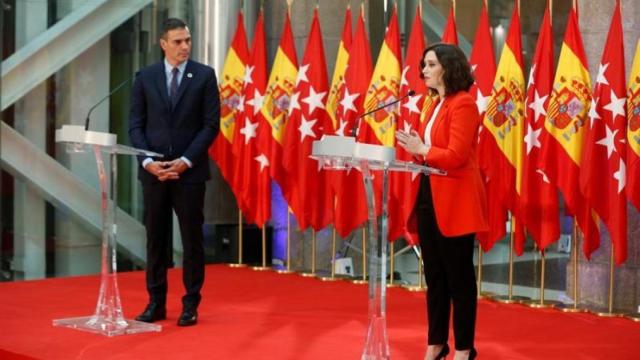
[312,135,445,360]
[52,125,163,337]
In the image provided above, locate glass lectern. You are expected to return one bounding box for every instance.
[312,135,445,359]
[52,125,163,337]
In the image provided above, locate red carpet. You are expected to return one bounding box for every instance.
[0,265,637,359]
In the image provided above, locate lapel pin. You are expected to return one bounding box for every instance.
[187,73,193,78]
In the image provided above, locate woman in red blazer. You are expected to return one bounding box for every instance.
[397,43,488,360]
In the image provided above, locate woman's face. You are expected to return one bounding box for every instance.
[422,50,444,91]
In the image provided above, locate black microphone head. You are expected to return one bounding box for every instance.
[407,90,416,96]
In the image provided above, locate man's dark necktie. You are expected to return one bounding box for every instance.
[170,67,179,106]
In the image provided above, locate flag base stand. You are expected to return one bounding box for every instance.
[351,279,368,285]
[554,303,587,313]
[624,313,640,322]
[227,263,247,268]
[590,307,623,318]
[318,276,339,282]
[523,299,561,308]
[299,272,316,278]
[478,291,497,300]
[492,295,529,304]
[402,285,425,292]
[250,266,271,271]
[275,269,294,274]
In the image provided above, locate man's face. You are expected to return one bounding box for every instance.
[160,27,191,66]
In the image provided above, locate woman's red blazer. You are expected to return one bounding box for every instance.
[420,91,489,237]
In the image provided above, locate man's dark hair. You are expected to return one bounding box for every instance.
[162,18,188,38]
[419,43,475,95]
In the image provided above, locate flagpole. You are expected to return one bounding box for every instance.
[229,210,246,268]
[301,230,318,277]
[286,211,292,271]
[352,226,368,284]
[276,210,294,274]
[475,0,492,300]
[320,228,339,281]
[476,246,495,298]
[494,215,528,303]
[388,241,397,287]
[477,247,483,297]
[525,249,560,308]
[555,223,586,312]
[251,226,270,271]
[404,248,425,292]
[594,247,622,317]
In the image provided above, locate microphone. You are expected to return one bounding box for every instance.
[84,72,138,130]
[351,90,416,137]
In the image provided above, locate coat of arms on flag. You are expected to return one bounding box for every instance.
[547,77,591,138]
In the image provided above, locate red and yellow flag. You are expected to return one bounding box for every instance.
[441,5,458,45]
[482,4,526,254]
[538,7,600,259]
[520,4,560,251]
[209,12,249,203]
[282,8,334,231]
[389,5,427,245]
[232,12,270,227]
[627,40,640,213]
[359,6,401,146]
[333,6,372,237]
[326,6,352,133]
[580,0,626,264]
[259,12,298,191]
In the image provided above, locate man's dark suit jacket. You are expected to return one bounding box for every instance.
[129,59,220,184]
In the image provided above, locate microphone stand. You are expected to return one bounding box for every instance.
[351,90,416,137]
[84,75,136,130]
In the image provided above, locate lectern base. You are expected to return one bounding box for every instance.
[53,315,161,337]
[361,314,390,360]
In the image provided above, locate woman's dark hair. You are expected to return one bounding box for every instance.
[419,43,475,95]
[162,18,188,38]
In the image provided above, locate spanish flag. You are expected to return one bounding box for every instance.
[359,5,401,146]
[482,4,526,254]
[627,39,640,213]
[538,6,600,259]
[326,6,352,133]
[259,11,298,190]
[332,6,372,238]
[209,11,249,203]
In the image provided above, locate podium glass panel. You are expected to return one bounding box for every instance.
[53,127,163,336]
[312,135,445,359]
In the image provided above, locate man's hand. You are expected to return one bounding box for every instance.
[163,159,189,175]
[144,161,180,181]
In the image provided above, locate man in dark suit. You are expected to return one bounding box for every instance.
[129,18,219,327]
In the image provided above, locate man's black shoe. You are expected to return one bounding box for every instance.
[177,308,198,326]
[135,302,166,323]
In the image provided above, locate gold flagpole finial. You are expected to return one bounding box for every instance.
[286,0,293,12]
